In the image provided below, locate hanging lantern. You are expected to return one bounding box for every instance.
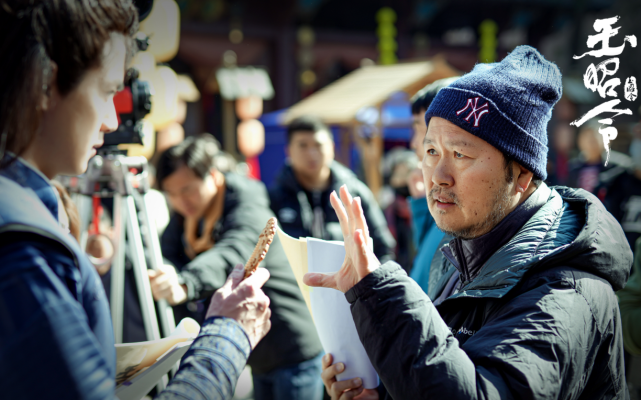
[478,19,498,63]
[138,0,180,62]
[130,51,155,75]
[237,119,265,158]
[142,65,179,131]
[235,96,263,120]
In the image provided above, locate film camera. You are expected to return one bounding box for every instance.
[101,0,154,149]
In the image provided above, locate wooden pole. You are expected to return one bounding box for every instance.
[352,119,383,203]
[222,99,239,158]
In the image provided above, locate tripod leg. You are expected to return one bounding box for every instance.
[137,190,176,337]
[124,195,168,392]
[74,193,93,251]
[124,195,162,342]
[110,193,126,344]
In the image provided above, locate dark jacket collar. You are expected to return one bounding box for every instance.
[0,155,60,222]
[442,183,551,284]
[274,160,357,194]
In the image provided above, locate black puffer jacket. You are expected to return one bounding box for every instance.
[269,161,396,262]
[347,186,632,399]
[161,172,323,374]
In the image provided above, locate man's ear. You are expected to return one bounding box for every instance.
[40,62,59,112]
[284,144,290,158]
[515,162,534,193]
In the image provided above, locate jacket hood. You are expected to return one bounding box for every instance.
[453,186,632,299]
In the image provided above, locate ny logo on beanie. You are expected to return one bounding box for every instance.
[456,97,490,127]
[424,45,562,181]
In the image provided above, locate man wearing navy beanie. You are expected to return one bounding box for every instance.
[306,46,632,399]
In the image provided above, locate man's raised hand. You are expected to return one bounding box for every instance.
[303,185,381,293]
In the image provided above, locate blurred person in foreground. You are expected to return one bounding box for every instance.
[406,78,458,294]
[153,134,324,400]
[305,46,631,399]
[0,1,272,398]
[268,116,395,262]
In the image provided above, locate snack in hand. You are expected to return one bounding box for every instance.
[244,217,277,279]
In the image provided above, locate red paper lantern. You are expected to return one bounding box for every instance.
[237,119,265,158]
[235,96,263,120]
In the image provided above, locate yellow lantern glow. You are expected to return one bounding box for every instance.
[142,65,179,131]
[237,119,265,158]
[130,51,155,75]
[138,0,180,63]
[235,96,263,120]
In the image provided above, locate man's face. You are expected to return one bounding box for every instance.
[162,165,218,219]
[411,109,428,161]
[287,130,334,178]
[422,117,516,239]
[37,32,125,178]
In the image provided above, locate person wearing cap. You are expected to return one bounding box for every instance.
[305,46,631,399]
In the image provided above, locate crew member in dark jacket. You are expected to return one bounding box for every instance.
[306,46,631,399]
[269,116,395,263]
[153,135,324,400]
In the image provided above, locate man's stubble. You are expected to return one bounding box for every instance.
[431,165,514,240]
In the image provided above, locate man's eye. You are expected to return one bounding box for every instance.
[427,149,438,156]
[455,151,465,158]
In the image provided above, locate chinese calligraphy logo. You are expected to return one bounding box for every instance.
[571,16,638,165]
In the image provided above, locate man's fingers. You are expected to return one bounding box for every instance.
[331,377,363,397]
[321,362,344,382]
[354,229,372,279]
[322,353,334,370]
[330,190,350,239]
[152,274,170,288]
[220,263,245,294]
[339,185,356,236]
[228,263,245,289]
[152,286,171,301]
[303,272,338,290]
[148,269,157,279]
[240,267,270,290]
[353,197,369,248]
[340,385,365,400]
[159,263,175,274]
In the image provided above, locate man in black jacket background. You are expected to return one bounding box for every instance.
[150,134,324,400]
[269,116,396,263]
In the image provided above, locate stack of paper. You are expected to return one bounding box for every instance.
[277,227,379,389]
[114,318,200,400]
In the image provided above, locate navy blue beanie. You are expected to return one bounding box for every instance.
[424,45,562,180]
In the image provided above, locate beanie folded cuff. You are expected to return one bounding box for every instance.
[424,87,548,180]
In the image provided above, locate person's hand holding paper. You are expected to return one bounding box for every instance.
[321,353,379,400]
[303,185,381,293]
[303,185,382,397]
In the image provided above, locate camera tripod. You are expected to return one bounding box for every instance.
[68,151,177,388]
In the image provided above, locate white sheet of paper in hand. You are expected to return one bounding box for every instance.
[306,237,379,389]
